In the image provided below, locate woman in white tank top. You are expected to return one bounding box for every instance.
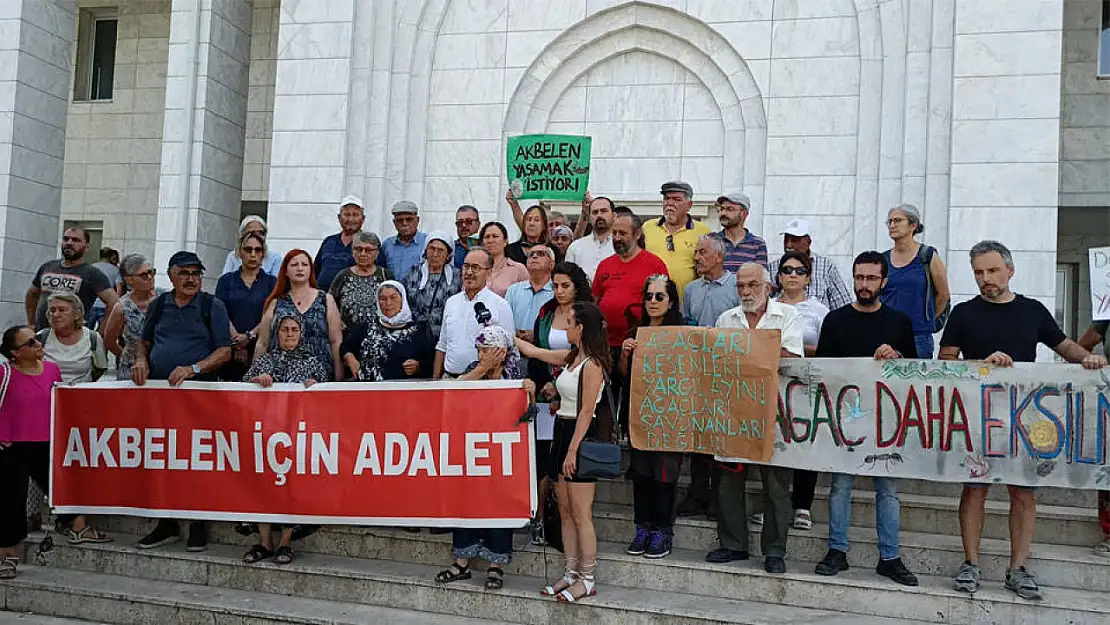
[516,301,610,602]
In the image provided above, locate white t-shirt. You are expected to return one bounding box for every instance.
[435,288,516,375]
[565,233,615,280]
[779,297,830,349]
[43,328,107,384]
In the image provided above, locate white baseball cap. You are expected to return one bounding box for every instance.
[780,218,812,237]
[339,195,364,210]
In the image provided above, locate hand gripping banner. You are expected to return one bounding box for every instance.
[51,381,536,528]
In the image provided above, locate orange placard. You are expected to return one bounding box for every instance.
[51,381,535,528]
[628,327,781,462]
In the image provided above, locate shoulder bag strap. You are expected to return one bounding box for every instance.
[918,244,936,318]
[0,361,11,412]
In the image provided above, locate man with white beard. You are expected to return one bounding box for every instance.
[705,262,802,574]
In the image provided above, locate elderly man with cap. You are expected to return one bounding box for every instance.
[769,218,852,311]
[315,195,366,292]
[453,204,482,269]
[643,181,712,299]
[549,225,574,258]
[714,192,768,272]
[381,200,428,280]
[130,250,233,553]
[222,215,283,276]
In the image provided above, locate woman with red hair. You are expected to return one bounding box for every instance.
[255,250,344,381]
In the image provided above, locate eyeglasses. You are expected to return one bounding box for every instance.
[779,266,809,277]
[455,218,478,227]
[353,246,379,254]
[644,292,667,302]
[666,234,675,252]
[854,274,883,283]
[242,246,264,254]
[461,263,488,274]
[886,217,907,226]
[177,270,203,279]
[133,269,156,279]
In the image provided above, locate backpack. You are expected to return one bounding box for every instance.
[918,245,951,333]
[144,291,215,330]
[36,327,103,357]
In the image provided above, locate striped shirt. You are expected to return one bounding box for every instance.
[769,253,853,311]
[715,229,768,272]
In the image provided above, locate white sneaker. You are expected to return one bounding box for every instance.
[792,509,812,530]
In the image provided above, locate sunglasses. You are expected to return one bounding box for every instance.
[665,234,675,252]
[17,336,40,349]
[455,218,478,227]
[644,292,668,302]
[780,266,810,277]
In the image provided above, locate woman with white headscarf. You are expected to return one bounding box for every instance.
[340,281,433,381]
[402,230,461,344]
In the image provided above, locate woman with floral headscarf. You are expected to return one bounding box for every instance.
[434,323,534,591]
[403,230,461,344]
[341,281,432,381]
[240,311,327,566]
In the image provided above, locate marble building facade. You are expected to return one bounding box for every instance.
[0,0,1107,343]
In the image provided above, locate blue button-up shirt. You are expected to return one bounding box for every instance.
[681,272,739,327]
[505,279,554,333]
[314,233,354,292]
[453,240,468,269]
[381,231,428,281]
[214,270,278,334]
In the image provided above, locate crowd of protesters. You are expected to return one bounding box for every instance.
[0,182,1107,606]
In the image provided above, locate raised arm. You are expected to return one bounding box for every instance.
[514,336,569,366]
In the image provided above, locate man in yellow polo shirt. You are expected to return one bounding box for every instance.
[643,181,712,300]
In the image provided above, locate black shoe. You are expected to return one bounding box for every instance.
[764,556,786,574]
[707,502,718,522]
[877,557,919,587]
[626,527,650,556]
[403,527,422,533]
[676,497,708,517]
[137,520,179,549]
[705,547,749,563]
[186,522,208,552]
[429,527,451,535]
[815,549,850,576]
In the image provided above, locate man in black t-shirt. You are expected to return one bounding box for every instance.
[939,240,1106,601]
[812,251,918,586]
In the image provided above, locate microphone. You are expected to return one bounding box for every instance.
[474,301,492,325]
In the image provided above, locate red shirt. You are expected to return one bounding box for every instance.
[592,250,669,346]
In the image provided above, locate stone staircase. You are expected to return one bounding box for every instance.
[2,473,1106,624]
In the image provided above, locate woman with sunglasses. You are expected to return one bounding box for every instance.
[774,250,829,531]
[215,232,279,381]
[1,325,109,580]
[103,254,164,380]
[618,275,686,560]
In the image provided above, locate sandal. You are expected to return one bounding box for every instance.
[434,562,471,583]
[274,545,294,565]
[792,510,813,531]
[1094,539,1110,557]
[242,544,274,564]
[485,566,504,590]
[65,525,112,544]
[556,561,596,602]
[542,564,578,596]
[0,557,17,580]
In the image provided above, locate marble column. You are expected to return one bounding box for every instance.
[155,0,251,286]
[0,0,77,327]
[266,0,358,257]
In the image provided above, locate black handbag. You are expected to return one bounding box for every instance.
[574,363,622,479]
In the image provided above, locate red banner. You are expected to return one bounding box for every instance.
[51,381,536,528]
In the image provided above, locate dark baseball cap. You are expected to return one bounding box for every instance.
[660,180,694,197]
[168,250,205,272]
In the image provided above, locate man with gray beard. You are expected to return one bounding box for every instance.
[705,262,802,574]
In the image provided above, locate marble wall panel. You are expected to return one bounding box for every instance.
[950,119,1061,163]
[685,0,773,22]
[763,175,857,215]
[442,0,509,34]
[765,136,857,175]
[766,96,858,137]
[950,162,1060,207]
[954,0,1064,33]
[770,16,859,59]
[952,75,1064,119]
[432,33,508,70]
[769,57,860,97]
[953,31,1064,77]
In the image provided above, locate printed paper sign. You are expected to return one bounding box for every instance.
[628,327,782,462]
[506,134,591,201]
[767,358,1110,489]
[1090,246,1110,321]
[51,381,536,527]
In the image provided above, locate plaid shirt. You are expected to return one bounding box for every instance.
[769,252,852,311]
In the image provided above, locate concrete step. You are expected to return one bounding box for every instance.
[0,614,107,625]
[1,565,517,625]
[7,545,935,625]
[82,504,1110,593]
[604,486,1101,548]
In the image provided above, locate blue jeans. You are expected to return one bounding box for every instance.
[914,333,934,359]
[828,473,900,560]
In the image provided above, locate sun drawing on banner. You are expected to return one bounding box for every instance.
[1028,419,1059,454]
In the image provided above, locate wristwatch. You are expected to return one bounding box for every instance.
[247,330,257,342]
[191,364,201,376]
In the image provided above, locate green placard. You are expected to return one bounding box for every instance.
[506,134,592,201]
